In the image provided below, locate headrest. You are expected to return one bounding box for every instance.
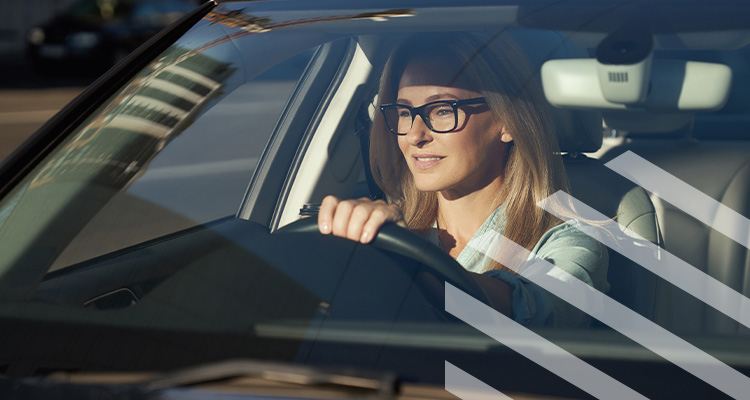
[508,29,603,153]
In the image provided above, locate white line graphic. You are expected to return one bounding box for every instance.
[443,151,750,397]
[540,190,750,333]
[473,228,750,399]
[445,282,648,400]
[445,361,513,400]
[605,151,750,249]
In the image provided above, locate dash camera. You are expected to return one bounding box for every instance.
[596,28,654,104]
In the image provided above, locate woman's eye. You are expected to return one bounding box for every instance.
[433,107,455,117]
[398,110,412,118]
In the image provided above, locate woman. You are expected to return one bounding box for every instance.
[318,32,608,327]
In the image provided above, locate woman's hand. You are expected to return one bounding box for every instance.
[317,195,407,243]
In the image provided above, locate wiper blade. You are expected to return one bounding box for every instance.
[146,359,398,397]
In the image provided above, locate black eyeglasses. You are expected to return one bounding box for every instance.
[379,97,486,135]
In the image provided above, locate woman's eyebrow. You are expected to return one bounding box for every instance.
[396,93,461,105]
[425,93,460,102]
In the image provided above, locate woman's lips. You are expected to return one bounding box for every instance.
[412,154,444,170]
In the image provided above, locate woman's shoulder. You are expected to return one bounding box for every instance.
[535,219,607,252]
[530,219,610,288]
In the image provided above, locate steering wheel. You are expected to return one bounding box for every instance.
[275,217,491,306]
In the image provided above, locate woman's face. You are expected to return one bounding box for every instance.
[396,58,513,199]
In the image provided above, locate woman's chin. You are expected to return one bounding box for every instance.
[413,179,452,193]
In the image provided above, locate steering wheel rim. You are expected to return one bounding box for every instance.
[275,217,491,305]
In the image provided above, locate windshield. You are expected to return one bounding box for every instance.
[1,1,750,398]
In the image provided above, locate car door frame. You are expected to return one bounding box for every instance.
[237,37,359,230]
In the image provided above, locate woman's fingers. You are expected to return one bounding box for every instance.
[317,197,406,243]
[318,195,340,234]
[347,202,373,242]
[330,199,356,239]
[360,202,401,243]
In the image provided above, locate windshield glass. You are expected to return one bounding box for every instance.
[1,14,316,271]
[1,1,750,398]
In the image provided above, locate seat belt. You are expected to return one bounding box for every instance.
[355,101,384,200]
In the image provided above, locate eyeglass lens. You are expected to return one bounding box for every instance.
[384,102,461,134]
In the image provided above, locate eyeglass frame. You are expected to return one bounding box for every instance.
[379,97,487,135]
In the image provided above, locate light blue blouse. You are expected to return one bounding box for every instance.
[429,204,609,328]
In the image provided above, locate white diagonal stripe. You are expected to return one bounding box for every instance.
[474,227,750,400]
[605,151,750,249]
[541,190,750,332]
[445,283,648,400]
[445,361,513,400]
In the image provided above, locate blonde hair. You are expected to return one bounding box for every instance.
[369,32,570,271]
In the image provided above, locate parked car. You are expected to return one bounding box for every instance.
[27,0,199,74]
[2,0,750,398]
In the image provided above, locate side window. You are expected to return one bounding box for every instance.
[274,42,375,229]
[50,48,316,270]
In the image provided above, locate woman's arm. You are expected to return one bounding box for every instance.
[528,222,610,327]
[470,272,513,317]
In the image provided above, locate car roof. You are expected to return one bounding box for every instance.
[213,0,750,33]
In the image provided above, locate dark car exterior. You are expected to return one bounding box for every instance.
[2,0,750,399]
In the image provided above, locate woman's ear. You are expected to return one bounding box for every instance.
[500,126,513,143]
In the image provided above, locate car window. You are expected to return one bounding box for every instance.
[1,18,317,271]
[53,54,314,269]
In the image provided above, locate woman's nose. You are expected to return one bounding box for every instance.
[404,114,433,146]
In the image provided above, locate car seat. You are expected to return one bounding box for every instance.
[513,29,663,322]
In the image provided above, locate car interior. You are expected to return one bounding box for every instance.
[17,14,750,342]
[266,27,750,338]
